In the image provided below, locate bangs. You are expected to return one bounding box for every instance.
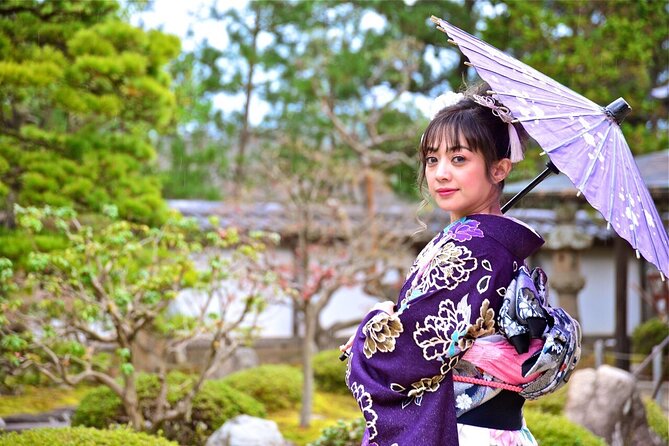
[420,109,485,158]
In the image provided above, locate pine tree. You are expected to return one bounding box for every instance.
[0,0,180,228]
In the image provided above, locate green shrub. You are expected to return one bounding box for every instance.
[71,385,124,428]
[632,319,669,356]
[0,426,178,446]
[72,372,266,445]
[525,409,606,446]
[632,318,669,379]
[313,349,349,395]
[524,384,568,415]
[308,411,608,446]
[222,364,302,412]
[644,397,669,444]
[308,418,365,446]
[0,230,67,267]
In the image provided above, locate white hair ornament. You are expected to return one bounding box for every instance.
[472,94,524,163]
[430,91,464,119]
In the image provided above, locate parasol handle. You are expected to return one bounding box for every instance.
[502,161,560,213]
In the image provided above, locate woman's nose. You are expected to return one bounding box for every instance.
[435,160,451,180]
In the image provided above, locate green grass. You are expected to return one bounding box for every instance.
[0,384,360,446]
[524,384,568,415]
[269,391,360,446]
[0,384,96,417]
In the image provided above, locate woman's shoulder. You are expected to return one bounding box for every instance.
[445,214,544,260]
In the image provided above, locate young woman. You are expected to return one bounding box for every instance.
[340,83,561,446]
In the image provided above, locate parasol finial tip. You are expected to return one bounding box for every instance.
[605,97,632,125]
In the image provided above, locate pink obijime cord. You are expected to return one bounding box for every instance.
[452,374,523,393]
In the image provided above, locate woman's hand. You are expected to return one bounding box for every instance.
[339,301,397,354]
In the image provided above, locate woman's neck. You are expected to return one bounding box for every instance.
[450,202,503,223]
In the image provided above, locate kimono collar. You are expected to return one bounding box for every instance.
[461,214,544,260]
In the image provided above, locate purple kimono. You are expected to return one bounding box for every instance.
[346,214,544,446]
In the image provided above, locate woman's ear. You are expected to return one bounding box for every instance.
[491,158,512,184]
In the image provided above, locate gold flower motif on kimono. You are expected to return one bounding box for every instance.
[391,374,446,408]
[409,242,477,298]
[351,382,378,440]
[439,355,460,376]
[362,312,404,359]
[407,374,445,399]
[459,299,496,351]
[413,294,472,361]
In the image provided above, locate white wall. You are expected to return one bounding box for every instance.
[534,246,642,337]
[171,245,645,340]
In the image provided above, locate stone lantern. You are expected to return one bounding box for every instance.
[544,203,594,320]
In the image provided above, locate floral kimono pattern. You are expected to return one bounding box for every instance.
[346,214,544,446]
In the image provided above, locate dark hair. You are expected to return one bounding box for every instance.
[417,82,526,194]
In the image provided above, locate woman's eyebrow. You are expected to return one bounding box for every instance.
[425,144,472,153]
[425,144,471,153]
[446,145,470,152]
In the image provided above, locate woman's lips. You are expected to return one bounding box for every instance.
[435,187,457,197]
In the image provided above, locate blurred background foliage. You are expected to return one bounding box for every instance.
[0,0,666,243]
[0,1,667,442]
[162,0,668,203]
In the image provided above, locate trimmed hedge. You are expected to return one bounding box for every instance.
[307,418,365,446]
[221,364,302,412]
[525,409,606,446]
[70,385,124,428]
[72,372,266,445]
[632,318,669,356]
[632,318,669,379]
[307,412,607,446]
[0,426,178,446]
[313,349,349,395]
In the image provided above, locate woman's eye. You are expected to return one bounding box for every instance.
[451,155,466,164]
[426,156,438,165]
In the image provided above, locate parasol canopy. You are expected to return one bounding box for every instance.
[431,16,669,279]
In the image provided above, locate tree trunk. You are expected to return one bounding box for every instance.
[299,303,315,428]
[123,377,144,430]
[3,186,16,229]
[364,166,376,245]
[231,25,259,195]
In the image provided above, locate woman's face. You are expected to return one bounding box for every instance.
[424,136,508,222]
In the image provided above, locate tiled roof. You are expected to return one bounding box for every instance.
[168,151,668,246]
[505,150,668,196]
[168,200,617,244]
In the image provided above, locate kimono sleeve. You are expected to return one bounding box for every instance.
[345,227,518,446]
